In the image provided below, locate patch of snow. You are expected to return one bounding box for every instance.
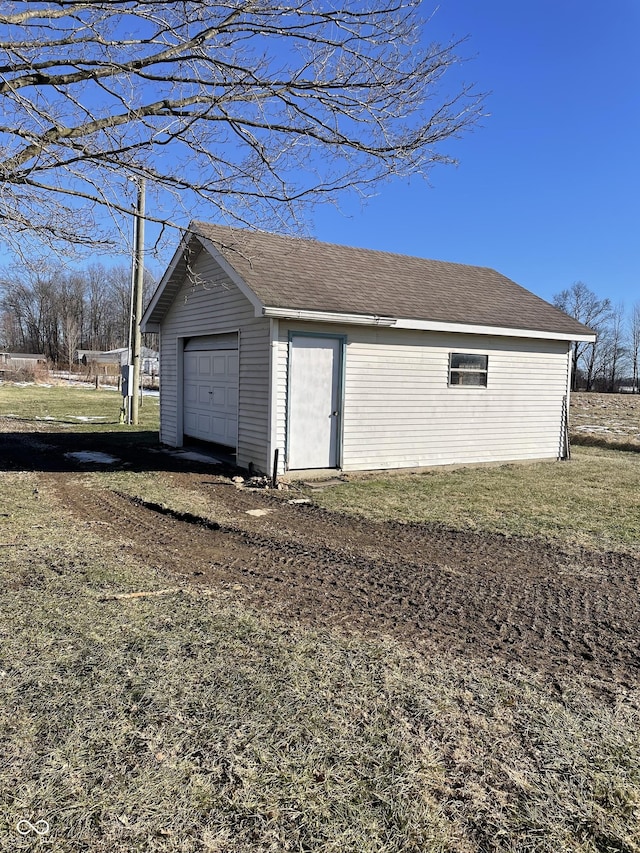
[65,451,120,465]
[245,508,275,517]
[27,439,56,451]
[71,415,108,422]
[171,450,223,464]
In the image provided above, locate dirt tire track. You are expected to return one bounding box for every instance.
[44,471,640,697]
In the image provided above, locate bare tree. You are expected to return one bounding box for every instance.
[3,268,36,353]
[104,265,134,349]
[58,273,84,370]
[0,1,484,255]
[85,265,109,352]
[597,302,627,392]
[553,282,612,391]
[62,311,81,375]
[0,262,65,358]
[0,260,156,356]
[0,305,17,349]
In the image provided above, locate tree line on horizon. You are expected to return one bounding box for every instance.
[0,261,157,369]
[553,281,640,393]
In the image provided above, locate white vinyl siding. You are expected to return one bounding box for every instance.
[275,322,570,473]
[157,247,271,471]
[237,320,271,470]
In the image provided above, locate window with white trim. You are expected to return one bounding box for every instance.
[448,353,488,387]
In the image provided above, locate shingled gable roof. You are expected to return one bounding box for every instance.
[144,222,595,341]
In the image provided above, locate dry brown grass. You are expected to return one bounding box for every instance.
[2,386,640,852]
[1,470,639,852]
[310,444,640,556]
[0,381,158,432]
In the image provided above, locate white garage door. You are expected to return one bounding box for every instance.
[183,335,238,448]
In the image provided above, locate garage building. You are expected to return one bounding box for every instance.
[142,223,595,476]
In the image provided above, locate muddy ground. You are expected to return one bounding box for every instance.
[2,422,639,702]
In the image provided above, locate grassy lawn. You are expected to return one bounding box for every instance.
[1,384,640,852]
[309,446,640,555]
[0,381,159,433]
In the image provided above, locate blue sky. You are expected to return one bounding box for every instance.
[309,0,640,307]
[3,2,637,311]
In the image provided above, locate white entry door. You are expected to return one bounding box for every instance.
[288,335,342,469]
[183,347,238,448]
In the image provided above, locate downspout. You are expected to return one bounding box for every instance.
[560,343,573,460]
[266,318,280,479]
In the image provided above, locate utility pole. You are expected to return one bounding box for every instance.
[130,178,145,425]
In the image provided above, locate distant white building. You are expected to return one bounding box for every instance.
[76,348,159,375]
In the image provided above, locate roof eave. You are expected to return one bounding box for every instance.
[263,306,596,342]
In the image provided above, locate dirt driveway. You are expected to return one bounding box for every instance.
[3,423,640,701]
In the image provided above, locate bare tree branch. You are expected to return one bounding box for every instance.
[0,1,485,255]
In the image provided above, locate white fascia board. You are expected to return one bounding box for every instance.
[393,317,596,342]
[263,306,396,326]
[263,306,595,342]
[196,235,264,314]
